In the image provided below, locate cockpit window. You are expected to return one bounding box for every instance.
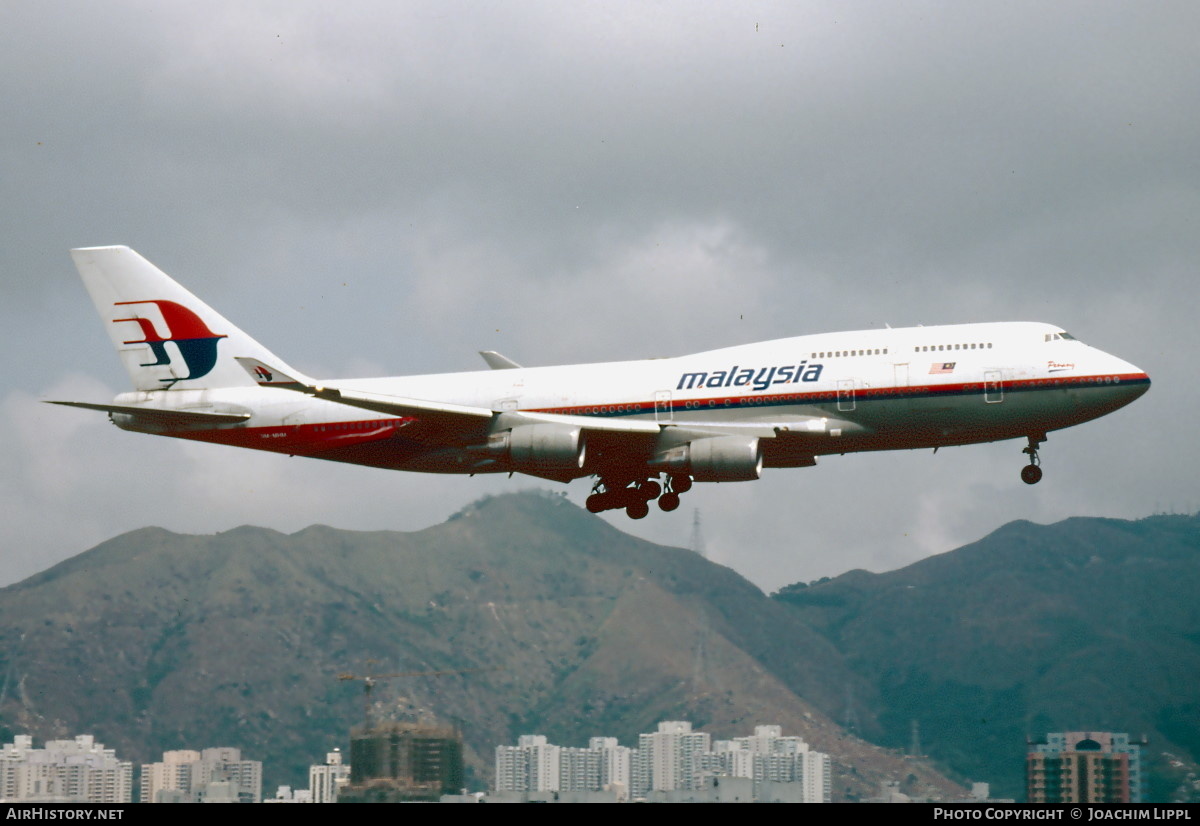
[1044,331,1080,342]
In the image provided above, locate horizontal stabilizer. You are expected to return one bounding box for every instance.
[45,400,250,425]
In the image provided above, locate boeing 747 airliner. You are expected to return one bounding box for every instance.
[52,246,1150,519]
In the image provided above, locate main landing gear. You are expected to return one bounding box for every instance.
[586,474,693,519]
[1020,435,1044,485]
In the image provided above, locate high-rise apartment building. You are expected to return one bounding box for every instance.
[495,734,561,792]
[494,722,828,802]
[635,721,711,795]
[1027,732,1145,803]
[710,725,831,802]
[140,746,262,803]
[309,749,351,803]
[589,737,633,795]
[495,734,634,798]
[0,735,131,803]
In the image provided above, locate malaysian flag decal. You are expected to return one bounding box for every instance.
[930,362,956,374]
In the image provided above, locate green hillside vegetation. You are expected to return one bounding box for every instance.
[774,513,1200,801]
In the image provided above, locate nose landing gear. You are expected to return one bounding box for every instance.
[1020,435,1045,485]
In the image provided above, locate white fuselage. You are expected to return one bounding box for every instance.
[110,320,1149,478]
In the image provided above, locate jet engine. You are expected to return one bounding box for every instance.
[651,435,763,482]
[485,424,587,478]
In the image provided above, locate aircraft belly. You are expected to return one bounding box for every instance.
[843,384,1086,450]
[168,417,480,472]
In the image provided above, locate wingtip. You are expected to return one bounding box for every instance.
[70,244,133,254]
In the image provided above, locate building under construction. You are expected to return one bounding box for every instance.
[339,722,463,803]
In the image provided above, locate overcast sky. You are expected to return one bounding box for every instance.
[2,1,1195,591]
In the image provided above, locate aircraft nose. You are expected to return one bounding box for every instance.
[1113,354,1150,388]
[1097,352,1150,406]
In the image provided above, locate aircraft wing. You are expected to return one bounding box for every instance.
[235,358,863,443]
[235,358,661,436]
[236,357,494,422]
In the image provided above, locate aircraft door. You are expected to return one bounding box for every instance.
[893,364,910,406]
[837,379,856,412]
[655,390,673,423]
[984,371,1004,403]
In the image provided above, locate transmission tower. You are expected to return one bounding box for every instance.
[842,683,860,734]
[690,508,706,559]
[909,718,923,757]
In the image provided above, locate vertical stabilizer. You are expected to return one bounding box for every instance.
[70,246,305,391]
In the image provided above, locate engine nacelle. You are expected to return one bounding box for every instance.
[651,435,763,482]
[486,424,587,477]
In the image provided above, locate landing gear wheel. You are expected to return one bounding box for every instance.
[586,493,606,513]
[658,492,681,512]
[1020,434,1044,485]
[626,500,650,520]
[670,474,693,494]
[640,480,662,500]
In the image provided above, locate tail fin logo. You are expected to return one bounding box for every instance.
[113,300,227,383]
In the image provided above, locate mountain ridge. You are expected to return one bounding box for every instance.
[773,510,1200,800]
[0,492,950,799]
[3,495,1194,800]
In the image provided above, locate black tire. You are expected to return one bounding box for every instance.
[658,492,681,512]
[626,501,650,520]
[671,475,693,493]
[641,480,662,500]
[586,494,606,513]
[1021,464,1043,485]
